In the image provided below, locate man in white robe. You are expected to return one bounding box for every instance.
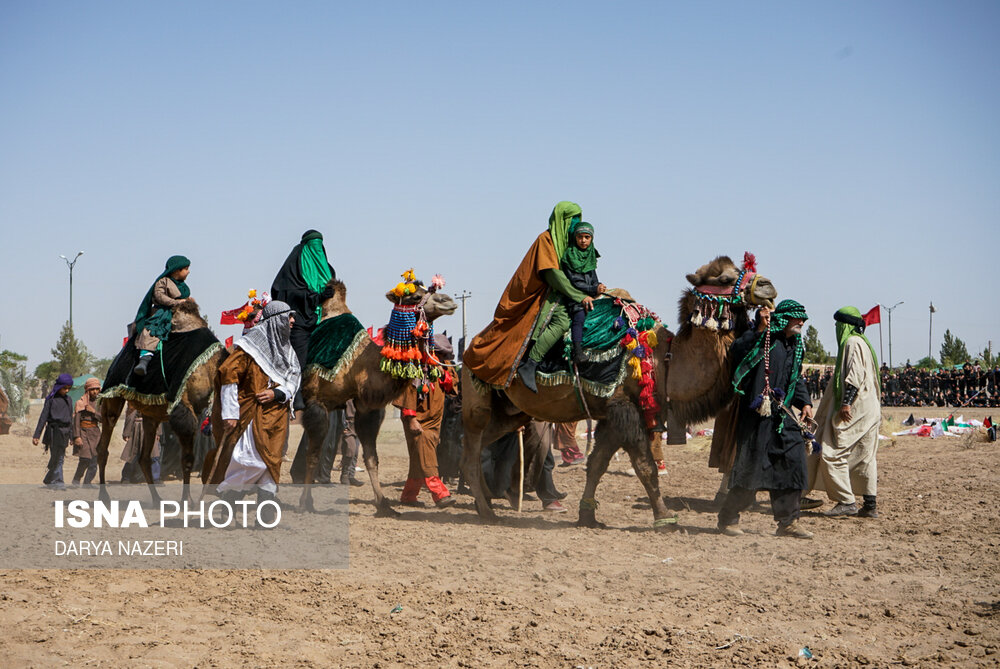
[804,307,882,518]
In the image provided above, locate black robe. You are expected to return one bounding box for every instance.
[270,240,336,332]
[728,329,812,491]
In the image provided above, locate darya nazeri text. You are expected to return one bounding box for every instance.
[54,540,183,556]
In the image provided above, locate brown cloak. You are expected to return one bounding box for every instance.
[462,231,560,387]
[204,349,290,485]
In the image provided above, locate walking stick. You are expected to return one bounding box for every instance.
[517,427,524,513]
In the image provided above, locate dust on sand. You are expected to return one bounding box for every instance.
[1,406,998,667]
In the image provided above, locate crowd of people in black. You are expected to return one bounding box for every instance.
[804,362,1000,408]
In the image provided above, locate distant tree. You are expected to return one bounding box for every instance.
[50,322,93,377]
[915,356,939,370]
[802,325,833,364]
[90,357,114,379]
[939,329,970,367]
[978,346,996,367]
[0,348,31,420]
[33,360,61,384]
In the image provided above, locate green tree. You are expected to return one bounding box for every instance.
[802,325,833,364]
[0,348,31,420]
[939,329,970,367]
[33,360,61,384]
[90,357,114,378]
[50,322,93,377]
[979,346,996,367]
[915,356,939,370]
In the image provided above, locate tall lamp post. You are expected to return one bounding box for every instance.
[457,290,472,358]
[928,302,936,361]
[881,300,903,368]
[59,252,84,330]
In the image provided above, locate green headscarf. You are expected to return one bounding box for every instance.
[300,237,333,294]
[832,306,880,403]
[562,220,600,273]
[134,255,191,341]
[732,299,809,410]
[548,201,582,261]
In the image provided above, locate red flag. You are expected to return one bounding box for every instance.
[122,337,129,348]
[221,302,249,325]
[225,336,234,348]
[863,305,881,326]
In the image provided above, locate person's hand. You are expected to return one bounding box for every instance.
[582,296,595,312]
[256,389,275,403]
[800,404,814,421]
[597,283,607,294]
[407,417,423,436]
[756,307,772,333]
[224,419,238,430]
[838,405,852,422]
[74,437,82,446]
[32,437,39,446]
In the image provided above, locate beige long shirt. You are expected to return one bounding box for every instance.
[814,336,881,448]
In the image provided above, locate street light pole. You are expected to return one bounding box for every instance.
[928,301,936,361]
[457,290,472,357]
[881,301,903,368]
[59,252,84,330]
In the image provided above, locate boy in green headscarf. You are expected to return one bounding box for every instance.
[132,255,194,377]
[517,219,605,390]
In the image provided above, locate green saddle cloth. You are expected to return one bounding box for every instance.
[306,313,367,373]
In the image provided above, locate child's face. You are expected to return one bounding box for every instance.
[574,232,593,250]
[57,386,70,396]
[171,266,191,281]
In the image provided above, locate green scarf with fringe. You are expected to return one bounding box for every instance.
[732,299,809,409]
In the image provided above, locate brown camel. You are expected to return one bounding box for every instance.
[666,255,776,429]
[298,279,457,515]
[95,300,226,505]
[461,295,676,530]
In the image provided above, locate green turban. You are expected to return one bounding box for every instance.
[832,306,880,403]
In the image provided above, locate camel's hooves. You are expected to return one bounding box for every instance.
[375,504,401,518]
[576,516,606,529]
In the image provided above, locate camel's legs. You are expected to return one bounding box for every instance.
[298,401,329,512]
[577,421,617,529]
[168,405,199,503]
[354,408,396,517]
[137,419,163,507]
[96,398,124,503]
[460,373,499,522]
[620,428,674,529]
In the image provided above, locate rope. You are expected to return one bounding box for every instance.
[653,516,678,527]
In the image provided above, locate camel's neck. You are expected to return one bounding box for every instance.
[320,297,351,320]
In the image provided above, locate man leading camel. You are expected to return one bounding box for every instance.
[718,300,815,539]
[802,307,882,518]
[463,201,593,392]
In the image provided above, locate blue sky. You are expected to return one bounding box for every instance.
[1,1,997,371]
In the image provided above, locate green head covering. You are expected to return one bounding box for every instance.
[133,255,192,339]
[563,220,600,273]
[548,201,582,261]
[732,299,809,412]
[299,237,332,294]
[832,306,880,403]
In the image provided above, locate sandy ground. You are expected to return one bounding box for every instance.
[1,404,998,667]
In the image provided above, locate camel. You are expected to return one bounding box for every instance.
[461,295,675,530]
[461,255,776,530]
[666,254,777,429]
[95,300,226,505]
[298,279,457,515]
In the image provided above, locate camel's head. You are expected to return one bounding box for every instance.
[320,279,350,319]
[423,291,457,321]
[173,298,209,330]
[680,253,776,334]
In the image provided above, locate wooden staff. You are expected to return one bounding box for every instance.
[517,427,524,512]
